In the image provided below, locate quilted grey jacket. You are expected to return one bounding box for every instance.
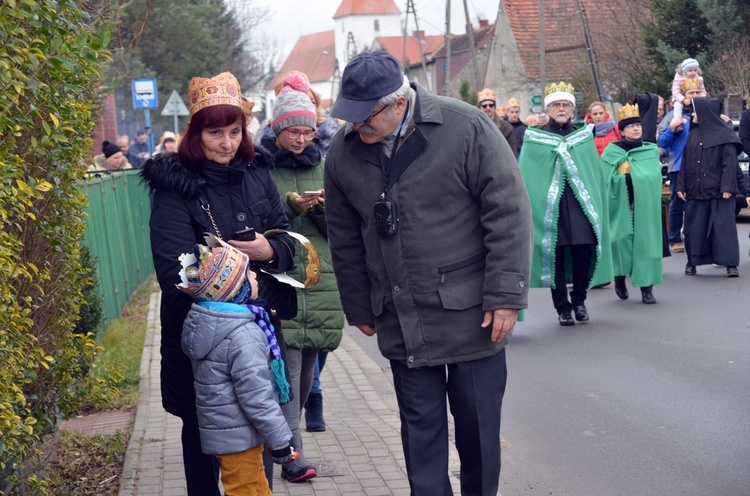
[181,303,292,455]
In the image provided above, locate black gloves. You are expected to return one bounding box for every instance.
[269,443,297,464]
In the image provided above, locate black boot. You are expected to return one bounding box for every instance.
[614,276,629,300]
[640,286,656,304]
[304,392,326,432]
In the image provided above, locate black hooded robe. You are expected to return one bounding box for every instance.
[676,98,742,267]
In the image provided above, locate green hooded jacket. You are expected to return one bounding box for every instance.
[265,139,343,351]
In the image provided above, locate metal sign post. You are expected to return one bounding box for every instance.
[132,78,159,154]
[161,90,190,134]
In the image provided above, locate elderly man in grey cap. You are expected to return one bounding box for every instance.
[324,51,532,496]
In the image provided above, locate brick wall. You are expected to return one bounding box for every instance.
[90,93,118,159]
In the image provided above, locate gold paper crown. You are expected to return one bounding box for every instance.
[544,81,575,97]
[507,97,521,109]
[188,72,243,116]
[477,87,496,103]
[680,77,702,93]
[617,103,639,122]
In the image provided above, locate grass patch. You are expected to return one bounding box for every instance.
[79,277,156,413]
[44,276,159,494]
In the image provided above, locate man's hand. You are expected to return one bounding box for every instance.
[722,191,732,200]
[481,309,518,342]
[669,115,686,132]
[357,323,376,336]
[677,191,687,201]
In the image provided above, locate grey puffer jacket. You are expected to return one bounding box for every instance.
[181,303,292,455]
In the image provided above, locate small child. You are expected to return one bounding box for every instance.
[671,58,707,119]
[177,234,295,496]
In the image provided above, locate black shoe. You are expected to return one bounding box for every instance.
[640,286,656,304]
[614,276,629,300]
[727,266,739,278]
[573,304,589,322]
[558,310,575,326]
[685,263,696,275]
[304,392,326,432]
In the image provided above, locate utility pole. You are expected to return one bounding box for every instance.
[403,0,431,89]
[443,0,452,96]
[539,0,546,94]
[574,0,603,101]
[463,0,481,91]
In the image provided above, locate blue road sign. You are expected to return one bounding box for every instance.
[132,78,159,109]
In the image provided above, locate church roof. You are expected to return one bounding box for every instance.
[333,0,401,19]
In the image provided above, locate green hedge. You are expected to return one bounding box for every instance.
[0,2,116,493]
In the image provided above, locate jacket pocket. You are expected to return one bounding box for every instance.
[370,291,385,316]
[438,276,483,311]
[248,199,271,231]
[366,265,385,316]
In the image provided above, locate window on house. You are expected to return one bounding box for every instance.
[374,19,380,32]
[501,45,508,72]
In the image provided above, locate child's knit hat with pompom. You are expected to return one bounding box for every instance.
[271,71,317,136]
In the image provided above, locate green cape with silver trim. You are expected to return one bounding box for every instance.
[519,123,613,289]
[600,141,663,287]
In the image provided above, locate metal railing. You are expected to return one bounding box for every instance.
[83,170,152,324]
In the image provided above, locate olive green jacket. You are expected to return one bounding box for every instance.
[265,138,343,351]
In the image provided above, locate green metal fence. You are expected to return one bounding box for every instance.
[83,170,153,324]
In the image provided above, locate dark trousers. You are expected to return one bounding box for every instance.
[390,349,507,496]
[668,171,685,244]
[551,244,592,312]
[181,416,221,496]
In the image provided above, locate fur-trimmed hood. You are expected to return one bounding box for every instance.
[139,146,274,200]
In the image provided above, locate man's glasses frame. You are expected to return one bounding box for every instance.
[481,103,496,109]
[363,104,391,124]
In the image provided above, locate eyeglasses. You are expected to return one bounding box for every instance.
[549,101,574,109]
[481,103,496,109]
[363,104,390,124]
[285,128,316,141]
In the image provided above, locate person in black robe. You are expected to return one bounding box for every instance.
[676,97,743,277]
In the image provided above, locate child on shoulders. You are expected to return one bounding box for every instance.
[671,58,707,120]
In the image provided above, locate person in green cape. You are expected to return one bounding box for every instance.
[601,103,663,304]
[519,82,613,326]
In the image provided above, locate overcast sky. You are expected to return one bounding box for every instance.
[254,0,502,61]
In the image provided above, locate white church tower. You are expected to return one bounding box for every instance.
[333,0,402,68]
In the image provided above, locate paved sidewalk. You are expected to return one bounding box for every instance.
[118,292,462,495]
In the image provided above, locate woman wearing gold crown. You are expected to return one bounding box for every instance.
[140,72,296,496]
[519,82,613,326]
[601,103,664,303]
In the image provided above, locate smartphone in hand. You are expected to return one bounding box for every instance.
[233,227,256,241]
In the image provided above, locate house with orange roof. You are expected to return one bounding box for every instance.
[265,0,402,118]
[484,0,627,118]
[371,30,445,92]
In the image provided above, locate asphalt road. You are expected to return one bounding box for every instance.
[346,216,750,496]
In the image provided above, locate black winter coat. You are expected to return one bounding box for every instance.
[140,150,294,418]
[677,128,740,200]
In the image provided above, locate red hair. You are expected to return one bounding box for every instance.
[178,105,254,170]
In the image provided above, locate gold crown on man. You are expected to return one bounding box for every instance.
[680,77,702,93]
[544,81,575,98]
[617,103,639,122]
[188,72,243,117]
